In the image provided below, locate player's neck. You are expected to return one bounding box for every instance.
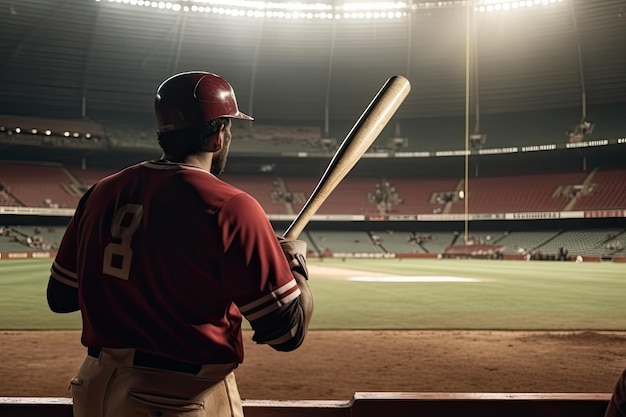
[160,153,213,172]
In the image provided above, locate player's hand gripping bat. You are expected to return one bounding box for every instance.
[282,75,411,240]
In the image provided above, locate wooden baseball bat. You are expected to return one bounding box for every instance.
[282,75,411,240]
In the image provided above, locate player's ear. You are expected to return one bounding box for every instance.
[206,125,224,152]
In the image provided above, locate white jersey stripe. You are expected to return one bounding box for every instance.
[242,288,301,321]
[50,271,79,288]
[239,280,298,314]
[52,273,78,288]
[51,261,78,279]
[50,261,78,288]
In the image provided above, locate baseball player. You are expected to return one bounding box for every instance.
[46,71,313,417]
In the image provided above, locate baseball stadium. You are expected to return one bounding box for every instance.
[1,0,625,416]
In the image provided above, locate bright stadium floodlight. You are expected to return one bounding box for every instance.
[339,1,406,12]
[94,0,563,19]
[476,0,564,13]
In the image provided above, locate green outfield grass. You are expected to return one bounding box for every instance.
[1,258,624,330]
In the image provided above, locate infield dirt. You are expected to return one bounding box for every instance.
[1,329,626,400]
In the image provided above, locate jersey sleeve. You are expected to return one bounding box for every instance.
[50,217,79,289]
[219,192,305,348]
[50,186,94,288]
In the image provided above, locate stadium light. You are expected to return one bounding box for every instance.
[93,0,563,20]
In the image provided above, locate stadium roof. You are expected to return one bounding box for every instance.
[1,0,625,129]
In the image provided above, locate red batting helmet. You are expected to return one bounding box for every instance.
[155,71,253,133]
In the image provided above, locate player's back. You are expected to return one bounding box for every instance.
[75,160,249,363]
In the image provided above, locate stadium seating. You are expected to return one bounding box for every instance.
[316,178,382,215]
[536,228,625,257]
[308,231,384,255]
[2,161,625,261]
[281,176,320,212]
[495,231,561,255]
[389,177,460,214]
[2,163,626,216]
[225,174,290,215]
[280,176,384,215]
[65,166,118,187]
[369,230,427,254]
[0,162,80,208]
[573,169,626,210]
[0,226,64,252]
[0,234,28,253]
[449,172,588,214]
[417,232,461,254]
[0,190,20,206]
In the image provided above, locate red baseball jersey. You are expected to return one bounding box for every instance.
[50,160,300,364]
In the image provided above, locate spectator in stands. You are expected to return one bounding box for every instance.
[46,71,313,417]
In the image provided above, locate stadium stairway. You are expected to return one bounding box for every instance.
[0,392,611,417]
[563,168,597,211]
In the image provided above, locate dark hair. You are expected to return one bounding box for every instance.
[157,117,229,156]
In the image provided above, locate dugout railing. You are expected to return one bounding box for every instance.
[0,392,611,417]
